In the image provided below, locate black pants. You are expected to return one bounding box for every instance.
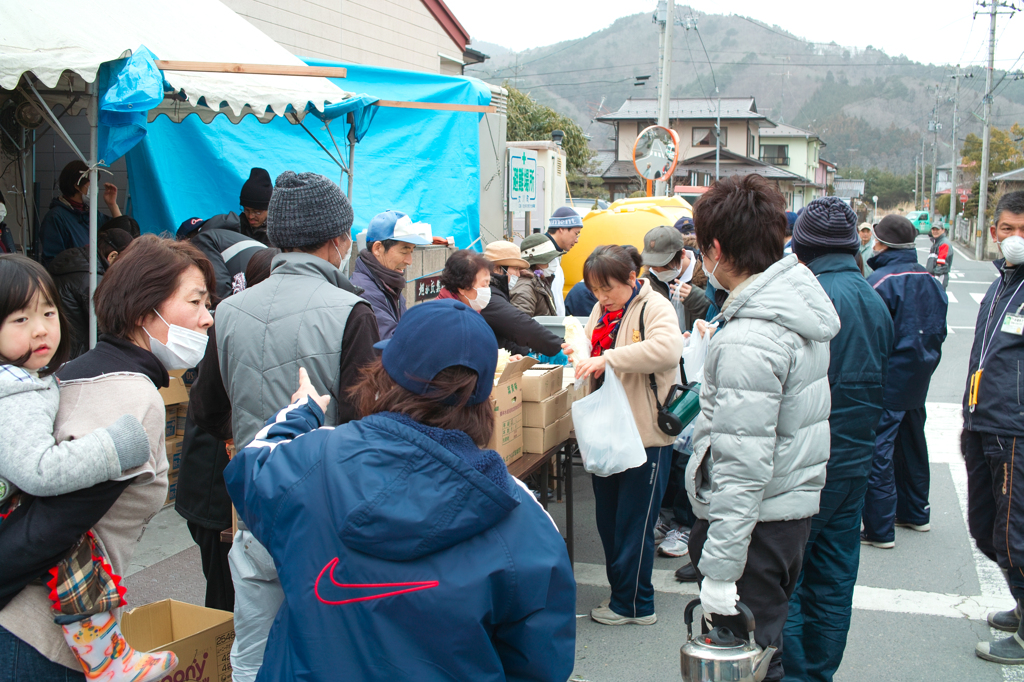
[689,516,812,682]
[187,522,234,612]
[663,450,697,528]
[963,429,1024,601]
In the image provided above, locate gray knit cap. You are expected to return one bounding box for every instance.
[792,197,860,251]
[267,171,353,248]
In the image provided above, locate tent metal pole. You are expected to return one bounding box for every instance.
[87,87,99,350]
[21,82,89,164]
[347,112,356,199]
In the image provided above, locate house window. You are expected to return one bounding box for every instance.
[760,144,790,166]
[693,127,725,147]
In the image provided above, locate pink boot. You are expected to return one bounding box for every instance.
[61,612,177,682]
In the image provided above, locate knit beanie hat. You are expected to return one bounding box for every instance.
[873,214,917,249]
[240,168,273,210]
[548,206,583,230]
[267,171,353,249]
[792,197,859,254]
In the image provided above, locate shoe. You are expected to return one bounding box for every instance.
[675,561,699,582]
[976,633,1024,664]
[658,528,691,557]
[590,604,657,625]
[654,521,671,545]
[62,612,178,682]
[895,519,931,532]
[860,533,895,549]
[989,604,1023,633]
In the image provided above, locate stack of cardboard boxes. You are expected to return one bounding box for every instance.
[561,366,593,440]
[158,369,195,506]
[522,364,572,456]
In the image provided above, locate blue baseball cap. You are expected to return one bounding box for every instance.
[373,299,498,405]
[366,210,432,246]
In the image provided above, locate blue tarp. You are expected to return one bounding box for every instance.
[125,59,491,247]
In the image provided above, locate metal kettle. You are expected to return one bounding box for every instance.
[680,599,776,682]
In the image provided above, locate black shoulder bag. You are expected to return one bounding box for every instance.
[638,302,699,437]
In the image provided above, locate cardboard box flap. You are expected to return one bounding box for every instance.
[159,376,189,406]
[122,599,232,651]
[496,356,536,384]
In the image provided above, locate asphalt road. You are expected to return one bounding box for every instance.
[550,235,1021,682]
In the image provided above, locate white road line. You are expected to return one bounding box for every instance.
[953,241,980,263]
[947,291,959,304]
[972,292,988,304]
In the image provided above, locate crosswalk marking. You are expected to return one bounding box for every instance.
[946,291,958,303]
[971,292,987,304]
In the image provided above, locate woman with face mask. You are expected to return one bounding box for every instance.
[0,236,215,676]
[511,233,561,317]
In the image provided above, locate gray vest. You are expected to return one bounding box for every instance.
[216,252,361,447]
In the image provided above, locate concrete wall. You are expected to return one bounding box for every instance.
[223,0,464,74]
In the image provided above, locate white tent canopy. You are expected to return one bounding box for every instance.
[0,0,353,119]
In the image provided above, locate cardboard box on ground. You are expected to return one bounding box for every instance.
[159,370,191,506]
[121,600,234,682]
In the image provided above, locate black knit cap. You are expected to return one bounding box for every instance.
[240,168,273,210]
[792,197,859,253]
[873,214,917,249]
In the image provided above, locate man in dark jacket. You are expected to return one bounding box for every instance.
[48,226,135,359]
[564,280,598,316]
[176,216,267,300]
[963,191,1024,664]
[861,214,948,550]
[784,197,895,682]
[926,221,954,289]
[194,168,274,247]
[37,160,122,265]
[481,241,563,356]
[350,210,430,340]
[0,190,15,254]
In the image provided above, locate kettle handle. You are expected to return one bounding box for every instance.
[683,599,758,644]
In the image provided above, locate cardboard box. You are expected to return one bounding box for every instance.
[164,471,179,506]
[488,357,535,467]
[164,405,177,438]
[121,599,234,682]
[176,403,188,436]
[523,387,570,428]
[523,412,574,454]
[159,376,189,406]
[166,436,183,474]
[520,364,563,402]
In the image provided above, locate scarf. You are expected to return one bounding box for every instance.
[358,249,407,305]
[590,282,642,357]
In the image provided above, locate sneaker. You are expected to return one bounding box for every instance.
[895,519,931,532]
[976,633,1024,664]
[658,528,691,557]
[860,533,895,549]
[989,605,1022,633]
[654,521,673,545]
[590,604,657,626]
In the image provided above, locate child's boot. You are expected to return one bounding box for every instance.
[61,611,177,681]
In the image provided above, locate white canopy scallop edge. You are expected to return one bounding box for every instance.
[0,0,353,118]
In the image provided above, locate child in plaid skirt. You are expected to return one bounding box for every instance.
[0,255,177,681]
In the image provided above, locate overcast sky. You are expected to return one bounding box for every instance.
[446,0,1024,70]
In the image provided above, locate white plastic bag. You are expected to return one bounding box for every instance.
[681,321,716,384]
[572,366,647,476]
[562,316,592,390]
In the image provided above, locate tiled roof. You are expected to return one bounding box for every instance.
[994,167,1024,182]
[602,160,637,179]
[596,97,768,122]
[590,149,616,176]
[759,123,818,139]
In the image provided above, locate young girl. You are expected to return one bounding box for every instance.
[0,254,177,681]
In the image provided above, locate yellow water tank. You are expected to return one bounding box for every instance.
[560,195,693,299]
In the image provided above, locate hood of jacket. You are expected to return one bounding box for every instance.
[48,245,106,277]
[490,272,512,298]
[270,251,363,296]
[0,365,47,400]
[719,254,840,344]
[326,413,520,561]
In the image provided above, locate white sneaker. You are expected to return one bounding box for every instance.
[654,521,674,545]
[895,520,931,532]
[658,528,690,557]
[590,604,657,626]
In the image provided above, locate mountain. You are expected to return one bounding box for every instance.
[465,9,1024,175]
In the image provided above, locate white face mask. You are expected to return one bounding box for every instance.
[0,203,6,223]
[550,256,561,270]
[703,259,728,293]
[334,240,351,274]
[654,267,681,283]
[145,309,209,370]
[508,275,519,289]
[469,286,491,311]
[999,235,1024,266]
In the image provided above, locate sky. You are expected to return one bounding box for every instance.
[444,0,1024,71]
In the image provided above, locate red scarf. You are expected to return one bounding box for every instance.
[590,308,624,356]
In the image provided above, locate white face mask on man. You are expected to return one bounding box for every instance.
[334,239,352,274]
[703,258,728,293]
[654,267,681,283]
[144,309,209,370]
[998,235,1024,266]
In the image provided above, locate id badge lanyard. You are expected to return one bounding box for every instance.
[971,277,1024,412]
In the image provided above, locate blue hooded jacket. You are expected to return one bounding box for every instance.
[808,253,894,479]
[963,259,1024,435]
[224,400,576,682]
[867,248,948,410]
[38,197,110,266]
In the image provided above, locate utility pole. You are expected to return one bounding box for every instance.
[976,0,1017,259]
[915,157,920,211]
[929,89,940,221]
[655,0,674,196]
[949,67,962,230]
[920,135,927,211]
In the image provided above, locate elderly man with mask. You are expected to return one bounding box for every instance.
[351,210,431,340]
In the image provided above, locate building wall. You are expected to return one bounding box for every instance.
[616,121,637,161]
[222,0,464,73]
[759,136,820,183]
[671,120,757,160]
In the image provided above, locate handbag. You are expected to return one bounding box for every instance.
[638,302,699,437]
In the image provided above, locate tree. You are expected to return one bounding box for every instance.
[504,83,593,174]
[845,166,915,208]
[961,124,1024,177]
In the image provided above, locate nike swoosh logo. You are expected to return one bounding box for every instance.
[314,557,439,605]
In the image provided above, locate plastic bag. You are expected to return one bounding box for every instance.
[572,366,647,476]
[681,321,716,385]
[562,317,592,390]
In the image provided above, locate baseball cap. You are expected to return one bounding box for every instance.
[641,225,685,267]
[366,210,432,246]
[176,217,205,241]
[373,299,498,405]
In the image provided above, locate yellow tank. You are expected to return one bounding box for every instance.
[560,195,693,299]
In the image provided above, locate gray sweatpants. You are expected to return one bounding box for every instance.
[228,530,284,682]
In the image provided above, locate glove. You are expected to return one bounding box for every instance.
[700,578,739,616]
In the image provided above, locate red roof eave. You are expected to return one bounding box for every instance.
[421,0,470,51]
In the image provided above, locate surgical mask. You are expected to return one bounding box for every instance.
[654,267,681,283]
[550,256,561,270]
[0,203,6,223]
[334,241,351,274]
[999,235,1024,266]
[144,309,209,370]
[469,286,491,311]
[508,275,519,289]
[703,259,728,293]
